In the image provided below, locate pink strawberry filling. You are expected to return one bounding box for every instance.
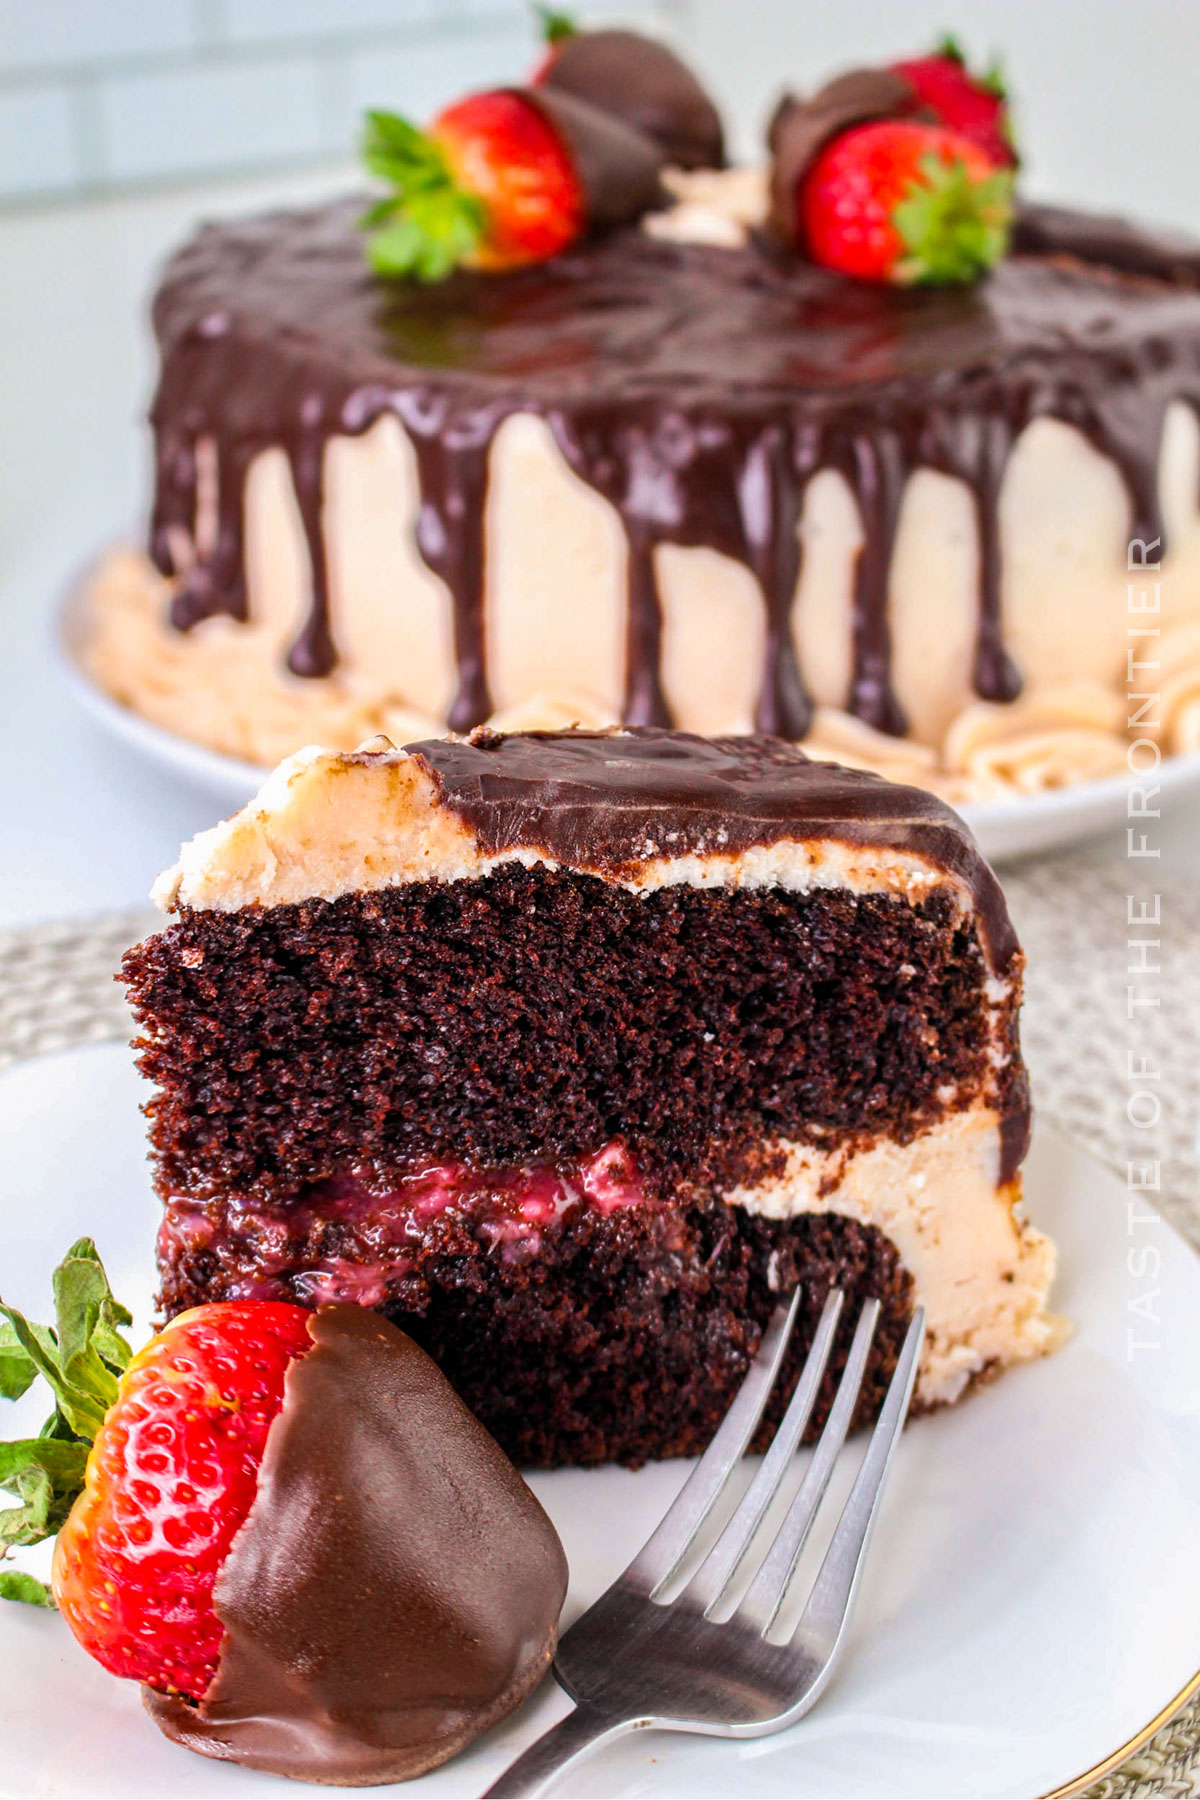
[160,1142,649,1309]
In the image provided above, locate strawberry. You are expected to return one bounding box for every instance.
[0,1239,311,1700]
[799,119,1014,286]
[893,36,1016,167]
[361,92,584,279]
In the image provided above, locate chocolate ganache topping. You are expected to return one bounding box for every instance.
[144,1306,568,1785]
[1012,200,1200,287]
[149,200,1200,737]
[401,726,1021,973]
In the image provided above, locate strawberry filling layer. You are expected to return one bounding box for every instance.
[160,1143,649,1309]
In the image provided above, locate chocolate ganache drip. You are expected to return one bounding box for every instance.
[149,201,1200,736]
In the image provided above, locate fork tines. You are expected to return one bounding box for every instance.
[483,1290,927,1799]
[630,1289,925,1639]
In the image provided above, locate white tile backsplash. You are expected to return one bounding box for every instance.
[0,0,195,75]
[98,54,329,184]
[0,79,76,197]
[0,0,673,206]
[341,23,532,130]
[222,0,447,47]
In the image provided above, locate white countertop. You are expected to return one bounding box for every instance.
[2,170,1199,932]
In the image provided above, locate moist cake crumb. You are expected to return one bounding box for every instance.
[124,729,1058,1462]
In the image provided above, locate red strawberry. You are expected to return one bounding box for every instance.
[361,93,584,279]
[893,36,1016,167]
[0,1240,311,1700]
[53,1302,312,1697]
[434,90,585,270]
[800,118,1014,286]
[361,86,664,280]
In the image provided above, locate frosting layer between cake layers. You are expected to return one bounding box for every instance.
[85,192,1200,789]
[131,732,1060,1453]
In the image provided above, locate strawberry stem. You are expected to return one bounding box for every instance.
[891,151,1013,285]
[0,1239,133,1604]
[535,5,578,44]
[981,51,1009,101]
[360,108,488,281]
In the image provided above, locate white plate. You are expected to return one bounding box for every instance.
[1,1042,1199,1798]
[55,575,1200,866]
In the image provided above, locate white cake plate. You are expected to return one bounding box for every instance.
[1,1042,1199,1797]
[54,577,1200,865]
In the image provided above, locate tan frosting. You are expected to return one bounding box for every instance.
[84,546,1200,806]
[152,737,974,919]
[81,371,1200,797]
[78,153,1200,788]
[643,165,769,247]
[729,1106,1065,1406]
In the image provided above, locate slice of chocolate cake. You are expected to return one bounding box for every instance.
[124,728,1061,1467]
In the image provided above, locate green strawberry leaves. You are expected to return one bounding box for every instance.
[934,31,966,65]
[892,152,1013,285]
[930,32,1007,98]
[360,108,487,281]
[52,1239,133,1428]
[0,1321,41,1402]
[980,52,1009,102]
[536,5,578,45]
[0,1569,57,1607]
[0,1239,134,1605]
[0,1438,89,1548]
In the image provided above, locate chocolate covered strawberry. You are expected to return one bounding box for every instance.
[0,1242,567,1783]
[0,1240,311,1695]
[798,118,1013,285]
[893,37,1015,168]
[361,82,663,280]
[531,12,725,171]
[768,48,1017,285]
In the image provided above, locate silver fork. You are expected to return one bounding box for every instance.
[484,1289,926,1798]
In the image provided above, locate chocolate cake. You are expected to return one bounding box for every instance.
[79,172,1200,797]
[123,728,1062,1468]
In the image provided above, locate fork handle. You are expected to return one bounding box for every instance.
[481,1701,641,1798]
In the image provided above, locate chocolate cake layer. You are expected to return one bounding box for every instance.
[125,866,1024,1206]
[148,198,1200,736]
[133,733,1054,1458]
[402,728,1019,965]
[157,1194,913,1469]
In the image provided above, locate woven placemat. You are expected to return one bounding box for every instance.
[1,869,1197,1796]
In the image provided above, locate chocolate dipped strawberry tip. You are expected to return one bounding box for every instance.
[768,45,1017,286]
[532,22,725,170]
